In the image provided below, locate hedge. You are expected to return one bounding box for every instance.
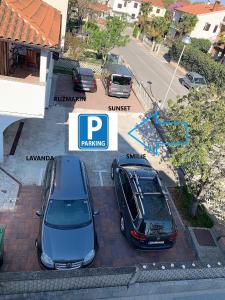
[191,38,211,53]
[170,41,225,88]
[133,26,140,38]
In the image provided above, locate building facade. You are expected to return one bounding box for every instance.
[168,1,225,44]
[0,0,68,162]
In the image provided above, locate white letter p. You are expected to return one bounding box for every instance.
[88,117,102,140]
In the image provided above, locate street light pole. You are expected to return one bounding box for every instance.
[161,35,191,109]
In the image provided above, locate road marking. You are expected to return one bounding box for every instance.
[98,172,103,187]
[38,168,45,186]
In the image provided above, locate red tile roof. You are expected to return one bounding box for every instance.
[142,0,165,8]
[88,3,109,12]
[0,0,61,49]
[176,2,225,15]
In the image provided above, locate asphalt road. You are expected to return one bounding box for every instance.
[114,39,188,105]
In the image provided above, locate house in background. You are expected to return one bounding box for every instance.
[0,0,68,162]
[142,0,166,18]
[108,0,141,23]
[168,0,225,44]
[85,3,111,26]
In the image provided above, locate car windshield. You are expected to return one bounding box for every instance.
[194,77,206,84]
[112,76,131,85]
[45,199,91,228]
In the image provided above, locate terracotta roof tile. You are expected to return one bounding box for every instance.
[88,3,109,12]
[0,0,62,48]
[176,2,225,15]
[142,0,165,9]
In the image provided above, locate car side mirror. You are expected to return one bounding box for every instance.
[93,210,100,216]
[36,210,42,217]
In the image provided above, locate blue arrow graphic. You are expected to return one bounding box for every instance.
[128,111,189,155]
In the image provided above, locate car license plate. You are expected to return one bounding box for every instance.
[149,241,164,245]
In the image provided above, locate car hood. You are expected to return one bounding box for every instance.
[42,222,94,262]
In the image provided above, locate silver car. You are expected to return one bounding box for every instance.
[181,72,207,89]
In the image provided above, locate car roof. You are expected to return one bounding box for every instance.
[105,63,132,77]
[78,68,93,76]
[51,156,87,200]
[125,168,171,220]
[188,72,204,78]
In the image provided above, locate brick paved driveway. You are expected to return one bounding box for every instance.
[54,75,143,113]
[0,186,196,272]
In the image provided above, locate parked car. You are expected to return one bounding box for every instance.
[111,156,177,250]
[101,63,133,98]
[72,67,97,92]
[36,156,98,270]
[181,72,207,89]
[105,53,120,64]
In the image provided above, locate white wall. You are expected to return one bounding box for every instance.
[43,0,69,48]
[171,10,225,43]
[150,6,166,17]
[0,77,45,118]
[110,0,141,21]
[190,11,225,42]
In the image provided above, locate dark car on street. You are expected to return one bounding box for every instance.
[72,67,97,92]
[36,156,97,270]
[111,156,177,250]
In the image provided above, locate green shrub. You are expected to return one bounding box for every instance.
[170,41,225,88]
[191,38,211,53]
[133,26,140,38]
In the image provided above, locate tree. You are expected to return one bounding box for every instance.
[175,13,198,36]
[64,33,87,60]
[67,0,93,30]
[86,17,129,59]
[138,2,153,32]
[165,85,225,217]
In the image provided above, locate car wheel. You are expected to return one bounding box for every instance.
[111,165,114,180]
[120,215,125,233]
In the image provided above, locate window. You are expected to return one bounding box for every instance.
[120,170,138,219]
[131,13,136,19]
[156,8,160,13]
[213,25,218,33]
[112,75,131,85]
[134,2,138,8]
[203,23,211,31]
[117,3,122,8]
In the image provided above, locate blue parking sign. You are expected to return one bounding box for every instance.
[78,114,109,149]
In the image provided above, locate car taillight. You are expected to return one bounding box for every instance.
[168,232,177,241]
[130,230,147,241]
[92,80,96,86]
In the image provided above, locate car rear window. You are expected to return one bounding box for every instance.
[45,199,91,228]
[139,195,172,234]
[112,76,131,85]
[80,75,94,81]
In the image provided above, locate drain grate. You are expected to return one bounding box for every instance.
[193,228,216,247]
